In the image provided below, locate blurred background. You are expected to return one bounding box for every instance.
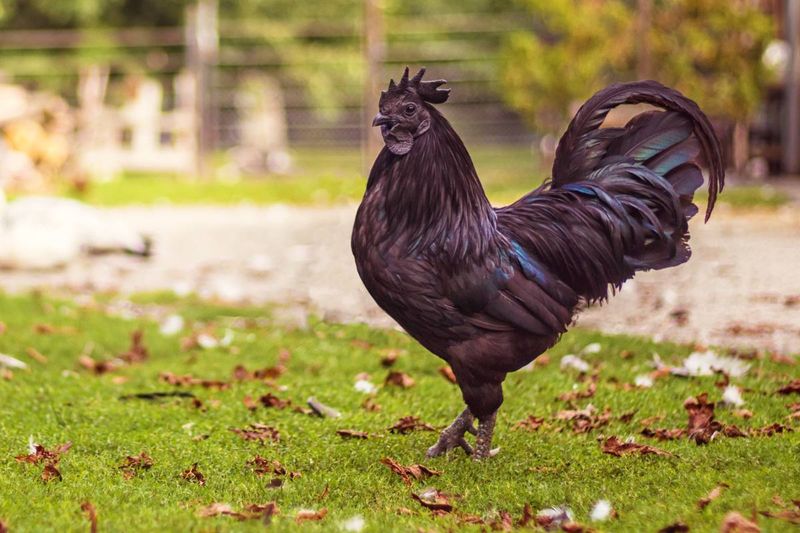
[0,0,798,354]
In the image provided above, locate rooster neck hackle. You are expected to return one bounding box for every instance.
[365,105,497,262]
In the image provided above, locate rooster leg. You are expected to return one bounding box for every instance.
[425,408,475,457]
[473,411,498,461]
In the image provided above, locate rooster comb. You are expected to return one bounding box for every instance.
[384,67,450,104]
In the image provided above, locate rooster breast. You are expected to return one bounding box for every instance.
[352,189,577,376]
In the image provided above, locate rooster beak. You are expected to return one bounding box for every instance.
[372,113,392,127]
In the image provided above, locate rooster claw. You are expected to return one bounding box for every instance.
[426,436,473,457]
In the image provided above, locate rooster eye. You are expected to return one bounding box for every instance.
[404,103,417,115]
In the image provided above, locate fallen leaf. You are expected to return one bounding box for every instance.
[558,381,597,402]
[362,397,382,412]
[601,436,672,457]
[684,393,722,444]
[438,366,457,384]
[258,393,291,409]
[180,463,206,485]
[770,353,795,365]
[518,503,535,527]
[41,463,62,482]
[231,424,280,443]
[720,511,760,532]
[15,442,72,465]
[556,405,612,434]
[777,379,800,395]
[317,484,330,501]
[25,347,47,364]
[81,501,98,533]
[385,371,415,388]
[118,329,148,364]
[119,452,154,479]
[733,409,754,419]
[486,510,514,531]
[513,415,546,432]
[754,423,791,436]
[159,372,229,390]
[388,416,436,434]
[243,395,258,411]
[411,488,454,513]
[380,457,442,485]
[336,429,369,439]
[381,350,400,367]
[79,355,117,375]
[640,428,686,441]
[698,483,729,509]
[759,508,800,525]
[198,502,236,518]
[0,518,7,533]
[295,508,328,523]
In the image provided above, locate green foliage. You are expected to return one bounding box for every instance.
[500,0,633,132]
[0,292,797,531]
[500,0,776,132]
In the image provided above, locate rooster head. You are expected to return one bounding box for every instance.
[373,67,450,155]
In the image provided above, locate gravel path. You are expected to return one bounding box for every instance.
[2,203,799,353]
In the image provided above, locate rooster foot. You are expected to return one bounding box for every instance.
[426,408,475,457]
[473,411,498,461]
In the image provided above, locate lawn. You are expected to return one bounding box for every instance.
[62,147,792,210]
[0,292,798,532]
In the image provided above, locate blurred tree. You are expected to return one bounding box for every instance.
[500,0,775,135]
[499,0,633,133]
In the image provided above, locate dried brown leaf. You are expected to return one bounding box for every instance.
[759,509,800,524]
[242,395,258,411]
[336,429,369,439]
[698,483,729,509]
[389,416,436,434]
[159,371,229,390]
[685,393,722,444]
[513,415,546,432]
[720,512,760,532]
[118,329,148,364]
[231,423,280,443]
[259,393,291,409]
[180,463,205,485]
[640,428,687,441]
[380,457,442,486]
[439,366,457,384]
[777,379,800,395]
[81,501,98,533]
[411,488,454,513]
[557,381,597,402]
[601,436,672,457]
[362,397,382,412]
[25,347,47,364]
[385,371,415,388]
[119,452,154,479]
[41,463,62,482]
[295,508,327,523]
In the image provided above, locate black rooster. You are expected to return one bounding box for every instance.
[352,68,724,460]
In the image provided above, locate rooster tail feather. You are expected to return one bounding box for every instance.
[552,80,724,222]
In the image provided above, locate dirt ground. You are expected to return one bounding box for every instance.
[2,203,799,354]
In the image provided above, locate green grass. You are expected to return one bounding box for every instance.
[64,147,792,211]
[0,293,798,532]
